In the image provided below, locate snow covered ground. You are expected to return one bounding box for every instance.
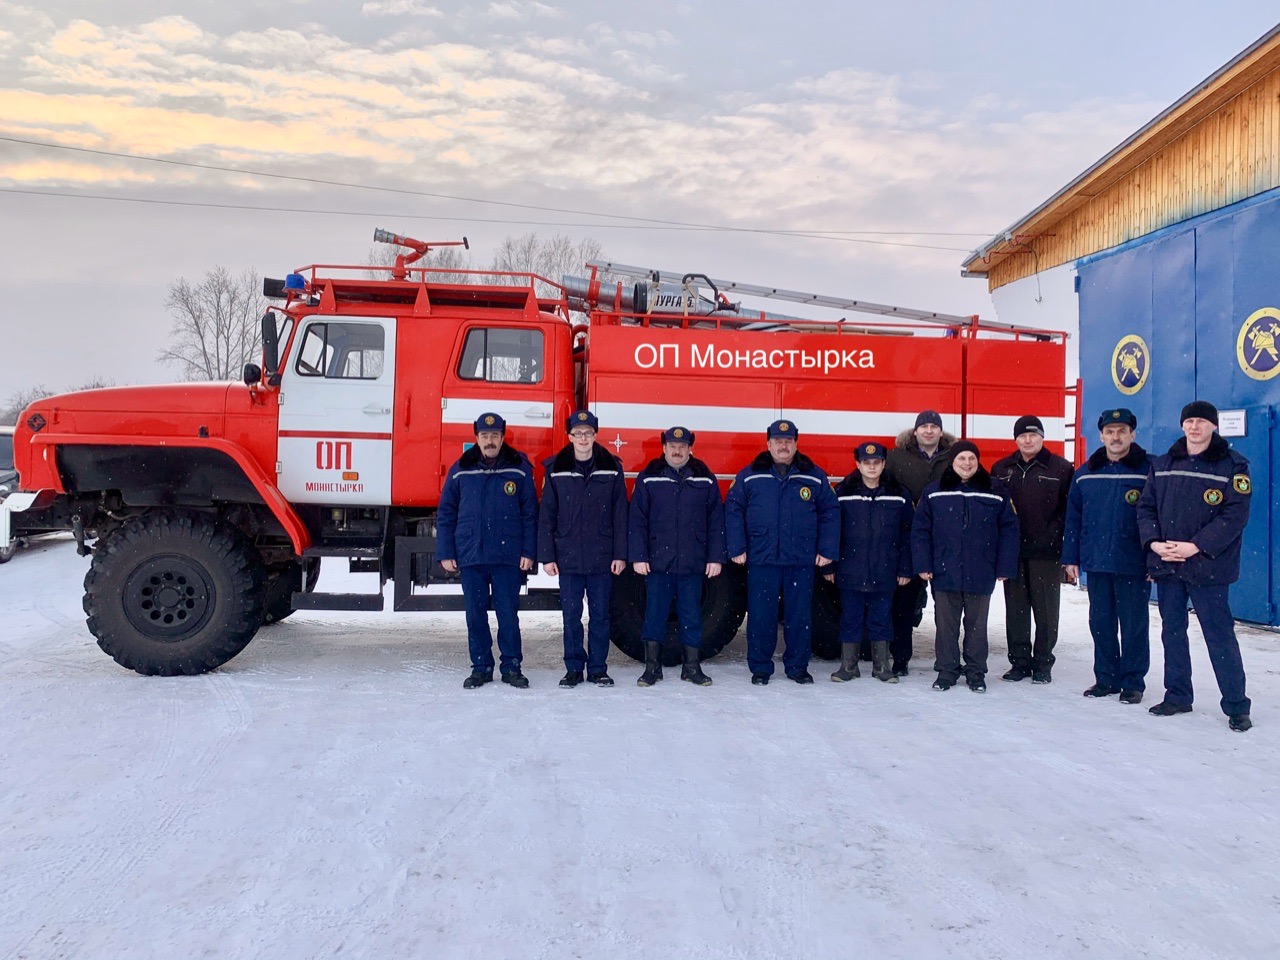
[2,537,1278,960]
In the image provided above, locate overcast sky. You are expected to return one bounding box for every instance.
[2,1,1278,396]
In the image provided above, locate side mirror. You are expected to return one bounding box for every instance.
[261,311,280,379]
[242,363,262,386]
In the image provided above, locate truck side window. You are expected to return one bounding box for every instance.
[295,322,386,380]
[456,328,544,384]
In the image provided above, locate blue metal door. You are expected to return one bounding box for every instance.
[1225,406,1274,624]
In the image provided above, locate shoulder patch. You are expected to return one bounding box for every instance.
[1233,474,1252,495]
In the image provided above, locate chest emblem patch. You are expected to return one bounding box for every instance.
[1124,489,1140,505]
[504,480,517,496]
[1204,488,1223,506]
[799,486,812,501]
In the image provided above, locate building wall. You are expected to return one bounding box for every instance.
[1076,189,1280,625]
[985,66,1280,292]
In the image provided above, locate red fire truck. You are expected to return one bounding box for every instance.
[1,231,1068,675]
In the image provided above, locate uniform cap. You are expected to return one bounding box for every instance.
[1180,400,1219,426]
[473,412,506,434]
[567,410,598,433]
[767,419,798,439]
[1097,408,1137,429]
[855,441,887,461]
[949,439,981,460]
[662,426,695,445]
[914,410,943,429]
[1013,415,1045,438]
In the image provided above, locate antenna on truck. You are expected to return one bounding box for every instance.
[372,228,470,281]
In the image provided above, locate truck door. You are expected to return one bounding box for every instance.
[277,316,397,505]
[440,324,557,465]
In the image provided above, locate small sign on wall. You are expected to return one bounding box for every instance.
[1218,409,1247,437]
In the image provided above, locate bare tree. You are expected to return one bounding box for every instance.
[158,267,264,381]
[488,233,606,298]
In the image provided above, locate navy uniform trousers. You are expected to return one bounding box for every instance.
[460,564,524,675]
[559,572,612,675]
[1156,580,1250,716]
[746,563,815,677]
[641,572,702,648]
[1085,572,1150,692]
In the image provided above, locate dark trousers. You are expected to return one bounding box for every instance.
[838,588,894,645]
[1004,558,1062,670]
[891,576,928,666]
[1085,572,1150,692]
[460,564,524,674]
[746,563,815,677]
[559,571,613,674]
[933,589,991,681]
[1156,579,1250,716]
[641,572,703,649]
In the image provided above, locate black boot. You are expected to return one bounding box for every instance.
[501,669,530,689]
[680,645,712,686]
[872,641,898,683]
[637,640,663,687]
[830,642,860,682]
[558,670,584,688]
[463,669,493,689]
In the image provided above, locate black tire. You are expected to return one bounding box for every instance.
[83,510,267,676]
[610,564,747,665]
[0,540,15,563]
[810,575,842,660]
[262,557,321,625]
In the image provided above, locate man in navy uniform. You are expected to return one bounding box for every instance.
[991,414,1075,684]
[827,441,914,683]
[1062,408,1152,704]
[628,426,726,687]
[438,412,538,689]
[1136,400,1253,732]
[911,440,1020,692]
[726,419,839,685]
[538,410,628,688]
[885,409,956,676]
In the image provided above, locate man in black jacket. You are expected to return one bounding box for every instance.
[885,409,955,676]
[992,415,1075,684]
[538,410,628,688]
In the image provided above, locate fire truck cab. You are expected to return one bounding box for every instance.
[2,231,1069,675]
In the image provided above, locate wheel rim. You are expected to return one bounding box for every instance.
[123,553,216,641]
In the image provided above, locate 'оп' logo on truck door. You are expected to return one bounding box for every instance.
[316,440,354,471]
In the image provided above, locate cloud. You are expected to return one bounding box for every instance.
[361,1,443,16]
[0,12,1158,259]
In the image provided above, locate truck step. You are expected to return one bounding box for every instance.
[292,591,385,612]
[302,545,382,559]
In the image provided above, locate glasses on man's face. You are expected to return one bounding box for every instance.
[570,432,594,441]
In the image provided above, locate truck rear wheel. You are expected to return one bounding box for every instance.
[262,557,321,625]
[609,564,747,666]
[809,576,842,660]
[83,510,267,676]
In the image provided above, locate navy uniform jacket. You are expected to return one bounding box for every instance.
[1061,443,1150,576]
[832,475,914,592]
[911,464,1020,595]
[1136,433,1251,586]
[536,443,628,575]
[725,452,840,566]
[628,456,727,575]
[437,443,538,568]
[990,447,1075,560]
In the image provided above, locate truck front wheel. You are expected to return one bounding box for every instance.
[83,510,267,675]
